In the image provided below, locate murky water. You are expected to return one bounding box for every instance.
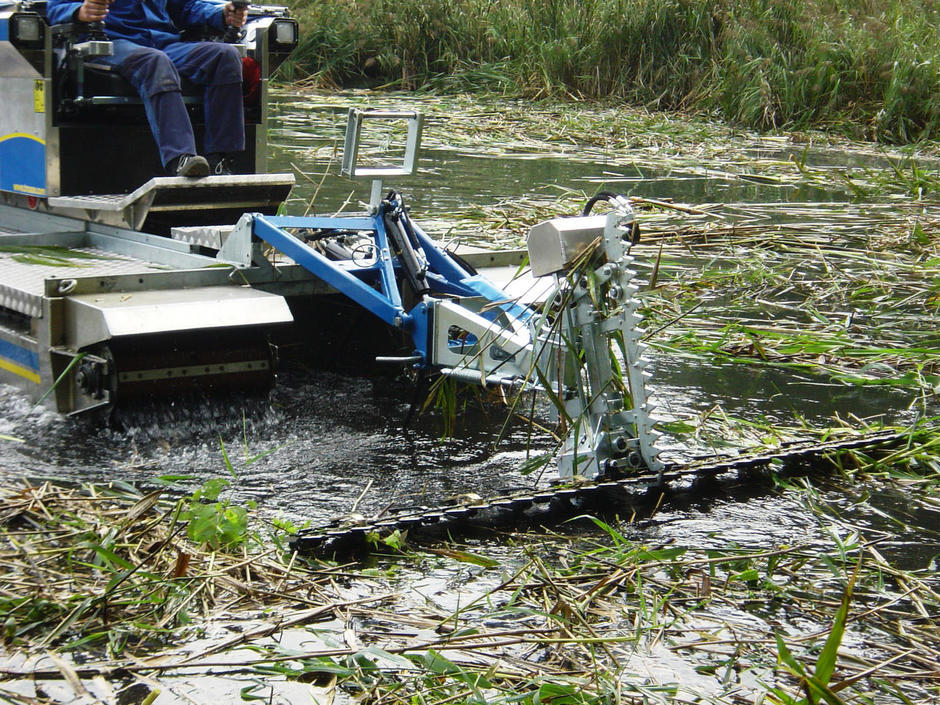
[267,94,857,218]
[0,91,936,568]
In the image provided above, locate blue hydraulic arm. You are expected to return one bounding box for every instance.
[253,214,409,328]
[249,191,536,377]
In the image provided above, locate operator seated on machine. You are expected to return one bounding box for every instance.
[46,0,248,177]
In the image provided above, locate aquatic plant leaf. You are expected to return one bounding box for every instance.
[0,245,113,260]
[518,452,554,476]
[730,569,760,583]
[240,682,269,701]
[579,515,629,547]
[250,662,303,677]
[106,566,161,593]
[243,444,286,465]
[40,596,96,646]
[813,562,857,694]
[300,657,357,677]
[198,478,231,502]
[61,631,108,651]
[636,547,687,562]
[187,503,223,544]
[535,682,583,705]
[352,646,413,670]
[88,543,135,572]
[415,649,493,688]
[657,420,697,435]
[802,674,847,705]
[366,529,407,551]
[155,474,194,484]
[774,633,805,676]
[220,437,237,477]
[2,245,118,267]
[11,253,94,267]
[219,505,249,546]
[429,548,499,568]
[33,352,86,409]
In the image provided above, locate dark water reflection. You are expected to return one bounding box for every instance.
[1,355,931,567]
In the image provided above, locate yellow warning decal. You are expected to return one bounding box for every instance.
[33,80,45,113]
[0,358,41,384]
[13,184,46,195]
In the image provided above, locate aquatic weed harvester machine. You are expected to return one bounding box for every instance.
[0,4,908,550]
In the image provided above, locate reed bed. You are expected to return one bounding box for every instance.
[280,0,940,143]
[0,482,351,656]
[276,91,940,171]
[630,201,940,390]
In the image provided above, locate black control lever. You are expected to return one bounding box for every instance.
[86,20,107,41]
[223,0,249,43]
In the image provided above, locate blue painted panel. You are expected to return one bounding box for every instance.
[0,134,46,196]
[0,338,40,371]
[0,17,8,41]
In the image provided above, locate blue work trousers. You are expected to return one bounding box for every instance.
[100,40,245,166]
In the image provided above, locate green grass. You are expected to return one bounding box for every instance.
[279,0,940,143]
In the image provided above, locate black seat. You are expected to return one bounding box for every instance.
[80,60,204,104]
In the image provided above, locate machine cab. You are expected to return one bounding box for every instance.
[0,0,298,232]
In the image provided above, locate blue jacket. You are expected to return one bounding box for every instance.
[46,0,226,48]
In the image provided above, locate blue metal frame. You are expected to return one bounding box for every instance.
[252,210,532,369]
[254,214,407,326]
[408,219,533,322]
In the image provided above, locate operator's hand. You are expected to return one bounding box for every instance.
[76,0,109,23]
[223,2,247,28]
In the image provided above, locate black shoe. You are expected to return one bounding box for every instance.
[207,153,234,176]
[167,154,210,177]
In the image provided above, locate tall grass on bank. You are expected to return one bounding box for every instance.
[281,0,940,143]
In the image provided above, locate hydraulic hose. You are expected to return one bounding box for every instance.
[382,191,430,298]
[582,191,641,245]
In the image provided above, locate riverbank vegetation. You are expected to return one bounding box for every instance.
[280,0,940,143]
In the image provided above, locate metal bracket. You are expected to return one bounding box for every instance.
[341,108,423,179]
[49,347,113,415]
[341,108,424,213]
[71,40,113,58]
[218,213,255,268]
